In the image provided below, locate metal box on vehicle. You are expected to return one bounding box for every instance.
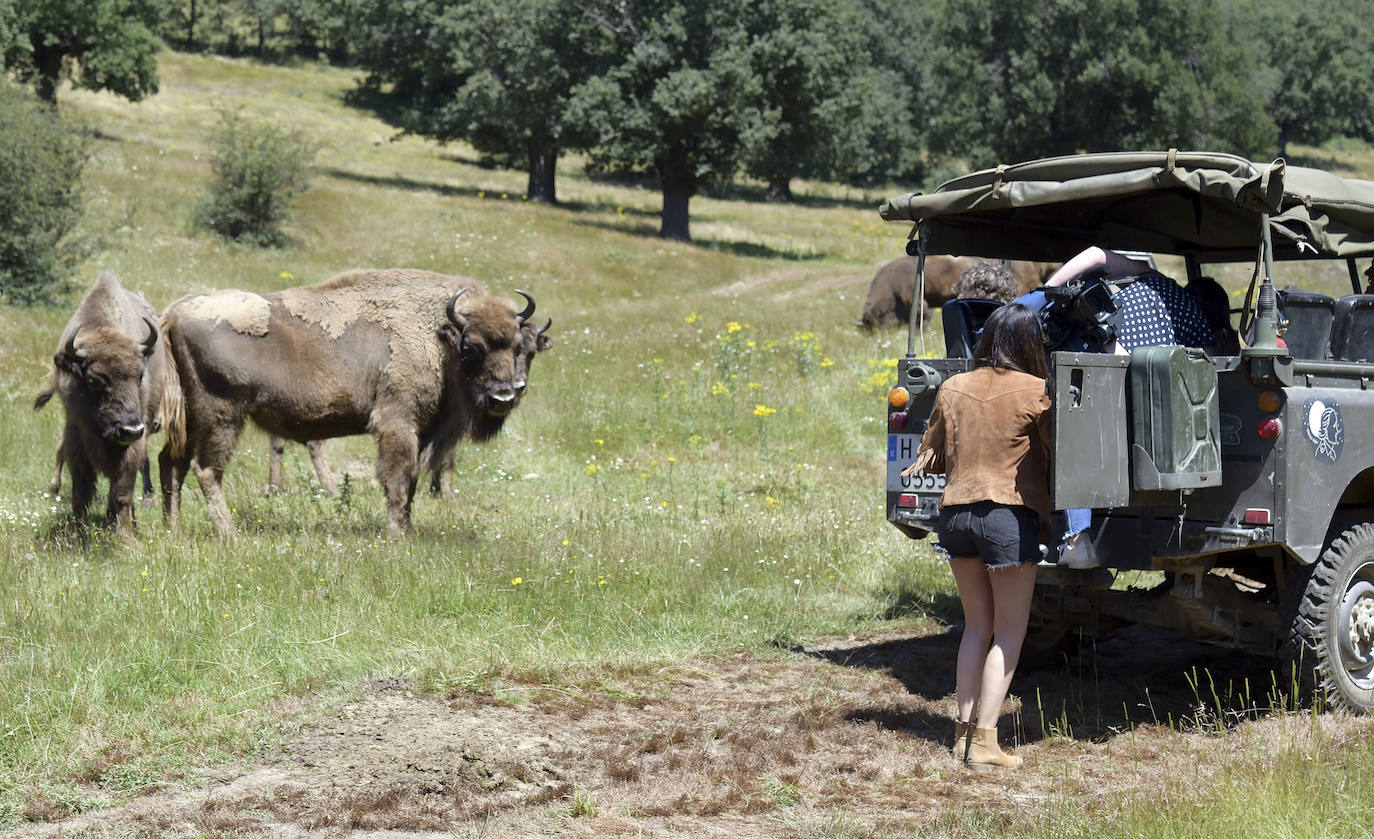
[1128,345,1221,491]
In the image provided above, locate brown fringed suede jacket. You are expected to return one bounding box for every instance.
[906,366,1053,519]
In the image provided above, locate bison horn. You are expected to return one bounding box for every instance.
[514,289,536,322]
[538,317,552,335]
[63,324,87,362]
[446,288,470,331]
[141,316,159,356]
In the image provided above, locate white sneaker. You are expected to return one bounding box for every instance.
[1058,534,1099,569]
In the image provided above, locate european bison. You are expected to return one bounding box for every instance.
[263,315,554,500]
[856,255,1061,329]
[34,270,170,536]
[158,269,551,537]
[428,315,552,498]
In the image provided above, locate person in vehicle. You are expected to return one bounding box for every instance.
[903,303,1050,771]
[1185,275,1241,355]
[1026,247,1218,568]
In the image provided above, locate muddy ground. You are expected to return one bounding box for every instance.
[10,625,1372,838]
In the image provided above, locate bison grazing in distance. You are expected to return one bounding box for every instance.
[856,255,1061,329]
[158,269,552,538]
[34,270,170,536]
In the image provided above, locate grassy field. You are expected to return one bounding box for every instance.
[1,51,1373,836]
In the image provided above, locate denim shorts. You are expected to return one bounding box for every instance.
[936,501,1041,570]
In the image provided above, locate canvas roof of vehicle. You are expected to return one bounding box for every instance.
[879,150,1374,265]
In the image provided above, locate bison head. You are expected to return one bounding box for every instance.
[56,318,158,446]
[441,289,551,423]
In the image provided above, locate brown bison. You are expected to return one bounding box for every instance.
[34,270,170,536]
[263,315,554,500]
[428,315,553,498]
[856,255,1061,329]
[158,269,551,538]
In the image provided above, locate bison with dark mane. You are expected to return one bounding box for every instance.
[34,270,170,536]
[158,269,552,538]
[263,315,553,499]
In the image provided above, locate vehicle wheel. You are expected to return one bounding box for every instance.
[1287,523,1374,713]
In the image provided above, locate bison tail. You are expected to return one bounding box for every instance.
[160,357,187,459]
[34,372,56,411]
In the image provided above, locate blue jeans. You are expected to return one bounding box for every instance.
[1065,507,1091,540]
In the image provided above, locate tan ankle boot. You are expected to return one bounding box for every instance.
[965,727,1023,770]
[951,720,973,760]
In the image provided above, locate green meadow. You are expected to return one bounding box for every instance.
[1,51,1372,835]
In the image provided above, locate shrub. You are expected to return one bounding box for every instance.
[0,82,90,306]
[197,108,319,246]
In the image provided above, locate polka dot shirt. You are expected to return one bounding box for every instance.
[1113,272,1215,351]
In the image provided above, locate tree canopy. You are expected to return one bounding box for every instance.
[570,0,762,240]
[351,0,612,204]
[1243,0,1374,156]
[923,0,1275,168]
[3,0,162,105]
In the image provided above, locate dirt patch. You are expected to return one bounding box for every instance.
[10,628,1373,838]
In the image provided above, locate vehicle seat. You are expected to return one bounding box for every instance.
[941,298,1003,359]
[1330,294,1374,362]
[1276,289,1334,360]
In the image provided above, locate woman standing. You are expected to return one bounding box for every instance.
[904,303,1052,770]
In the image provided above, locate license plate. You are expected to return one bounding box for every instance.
[887,433,946,493]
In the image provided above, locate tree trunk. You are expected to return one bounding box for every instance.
[257,17,266,57]
[187,0,197,50]
[526,143,558,204]
[661,187,692,241]
[33,42,62,104]
[1277,123,1290,159]
[765,177,793,202]
[658,144,695,241]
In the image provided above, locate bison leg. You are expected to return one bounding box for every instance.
[374,427,420,539]
[67,448,97,529]
[140,455,153,502]
[47,440,65,496]
[306,440,338,496]
[268,436,286,494]
[427,449,455,501]
[159,445,188,528]
[192,460,238,538]
[106,442,143,537]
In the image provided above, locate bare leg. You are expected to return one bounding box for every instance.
[950,556,994,725]
[975,563,1038,730]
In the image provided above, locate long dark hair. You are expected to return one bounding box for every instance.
[971,303,1048,378]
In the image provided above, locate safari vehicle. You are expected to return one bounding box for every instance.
[879,150,1374,712]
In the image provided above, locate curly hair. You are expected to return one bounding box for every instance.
[954,262,1020,303]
